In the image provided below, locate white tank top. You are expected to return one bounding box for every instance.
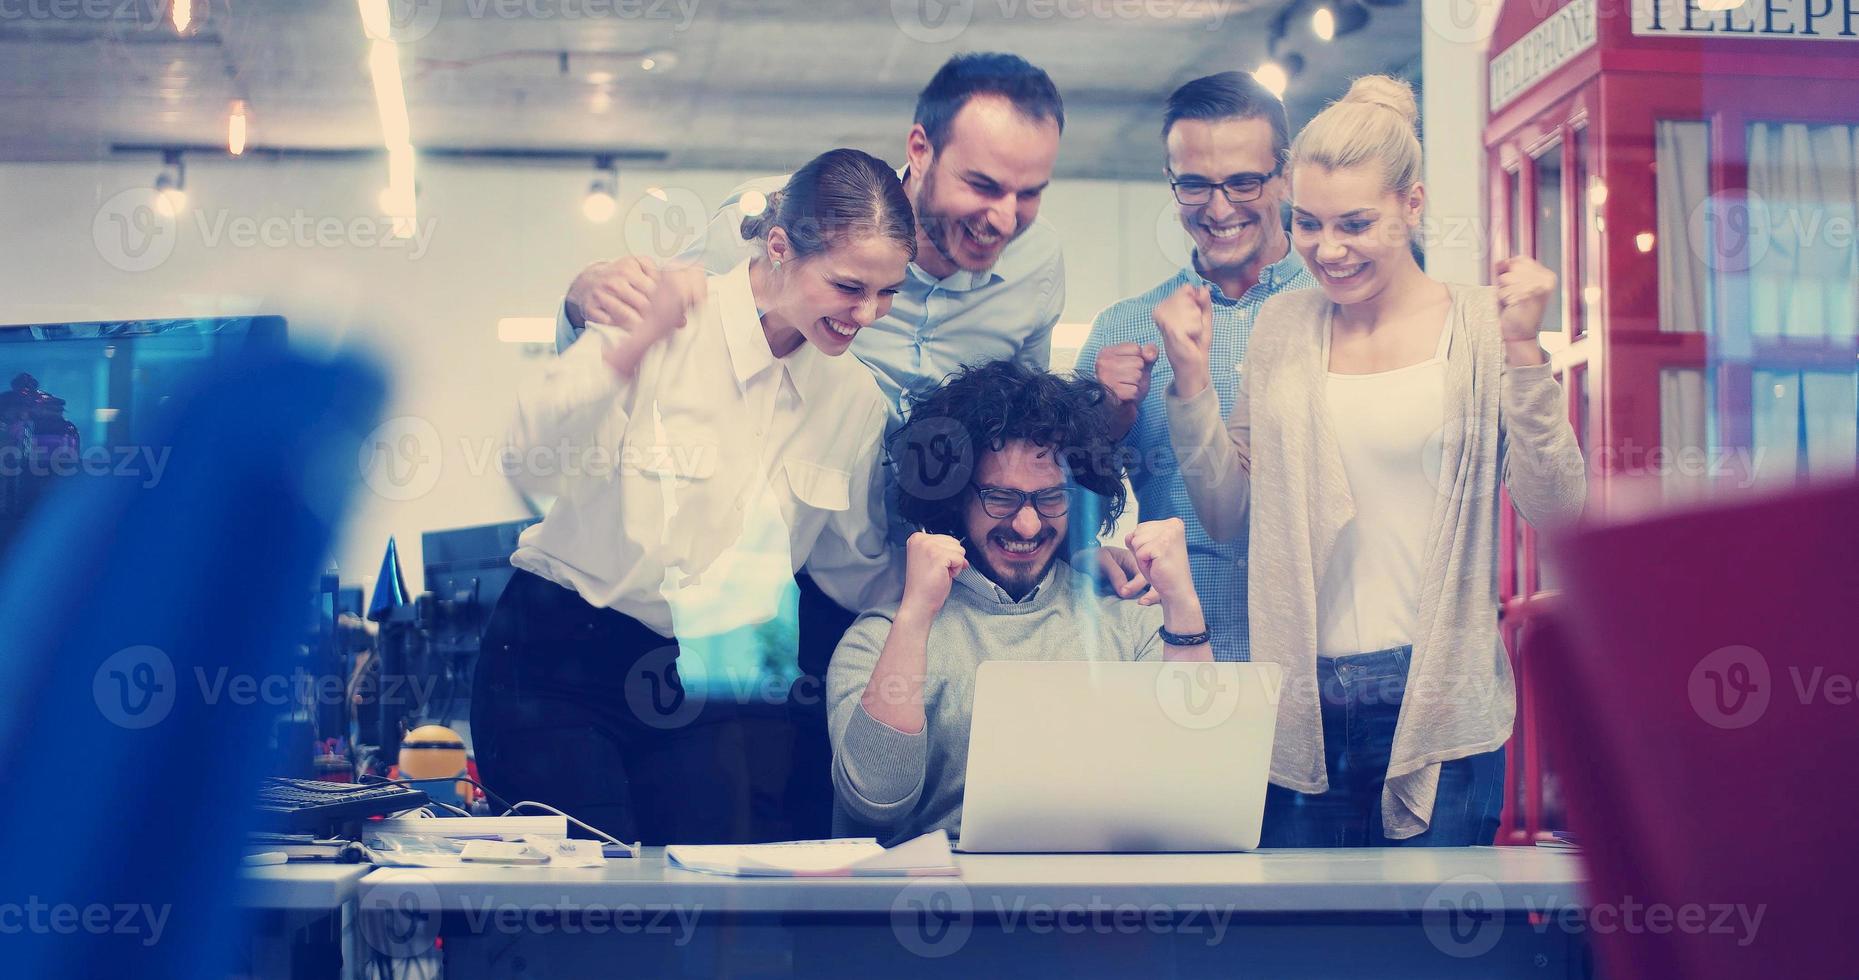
[1316,314,1451,658]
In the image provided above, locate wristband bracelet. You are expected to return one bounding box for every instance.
[1158,626,1212,647]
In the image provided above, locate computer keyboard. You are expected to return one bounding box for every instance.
[256,777,430,830]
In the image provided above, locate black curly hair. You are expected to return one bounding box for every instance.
[888,359,1128,539]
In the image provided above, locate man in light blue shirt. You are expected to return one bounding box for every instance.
[557,53,1066,427]
[1077,72,1314,663]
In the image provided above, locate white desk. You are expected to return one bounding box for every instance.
[238,863,371,910]
[361,847,1594,978]
[237,864,371,980]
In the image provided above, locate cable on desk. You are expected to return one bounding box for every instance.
[502,801,639,856]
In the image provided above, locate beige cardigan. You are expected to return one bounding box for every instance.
[1167,284,1585,839]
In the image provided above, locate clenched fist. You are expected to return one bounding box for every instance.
[601,265,707,377]
[1124,518,1197,612]
[567,255,662,333]
[1154,283,1214,399]
[1495,255,1558,343]
[900,531,968,620]
[1096,342,1157,407]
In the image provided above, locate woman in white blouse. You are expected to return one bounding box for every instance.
[473,149,915,845]
[1160,77,1586,845]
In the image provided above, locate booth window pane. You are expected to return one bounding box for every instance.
[1747,123,1859,342]
[1534,142,1566,333]
[1509,168,1524,257]
[1537,372,1569,593]
[1752,370,1859,482]
[1660,368,1709,501]
[1655,121,1712,334]
[1576,128,1602,338]
[1509,666,1530,820]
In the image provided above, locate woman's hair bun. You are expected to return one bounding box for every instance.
[1340,75,1418,131]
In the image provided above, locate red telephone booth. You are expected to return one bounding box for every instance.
[1483,0,1859,843]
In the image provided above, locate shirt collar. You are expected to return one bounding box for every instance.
[717,259,826,404]
[953,560,1057,606]
[1187,240,1307,302]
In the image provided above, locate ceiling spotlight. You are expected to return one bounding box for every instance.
[583,157,618,224]
[153,150,187,218]
[1316,0,1371,39]
[228,100,248,156]
[1312,7,1335,40]
[640,49,678,72]
[1254,61,1289,99]
[171,0,192,33]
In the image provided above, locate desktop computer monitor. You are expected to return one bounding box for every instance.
[0,315,286,554]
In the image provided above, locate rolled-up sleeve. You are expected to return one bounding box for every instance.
[826,611,928,824]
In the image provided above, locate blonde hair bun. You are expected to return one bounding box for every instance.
[1288,73,1423,194]
[1340,75,1418,131]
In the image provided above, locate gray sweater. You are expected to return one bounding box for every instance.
[825,560,1164,842]
[1167,284,1586,839]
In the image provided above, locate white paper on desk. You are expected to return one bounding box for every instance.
[666,829,958,877]
[362,830,606,869]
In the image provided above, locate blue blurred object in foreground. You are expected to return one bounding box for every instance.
[0,348,385,978]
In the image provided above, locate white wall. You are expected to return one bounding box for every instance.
[0,156,1189,594]
[1420,0,1492,286]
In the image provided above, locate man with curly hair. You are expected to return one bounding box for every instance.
[825,360,1212,841]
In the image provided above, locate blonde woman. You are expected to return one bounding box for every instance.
[1159,76,1585,845]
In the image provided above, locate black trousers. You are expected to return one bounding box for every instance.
[787,571,859,838]
[471,569,753,845]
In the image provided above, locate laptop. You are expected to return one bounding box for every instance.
[956,660,1283,853]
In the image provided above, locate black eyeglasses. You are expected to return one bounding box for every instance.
[972,484,1073,519]
[1169,164,1283,206]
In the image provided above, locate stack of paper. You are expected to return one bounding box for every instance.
[666,829,959,877]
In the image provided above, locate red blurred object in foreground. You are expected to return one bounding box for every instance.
[1534,479,1859,980]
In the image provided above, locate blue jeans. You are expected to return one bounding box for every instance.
[1259,646,1506,847]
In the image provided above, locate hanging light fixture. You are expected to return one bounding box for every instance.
[153,150,187,218]
[1312,6,1336,40]
[582,156,619,223]
[227,100,249,156]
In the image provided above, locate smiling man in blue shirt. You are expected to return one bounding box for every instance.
[558,53,1066,426]
[1078,71,1314,663]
